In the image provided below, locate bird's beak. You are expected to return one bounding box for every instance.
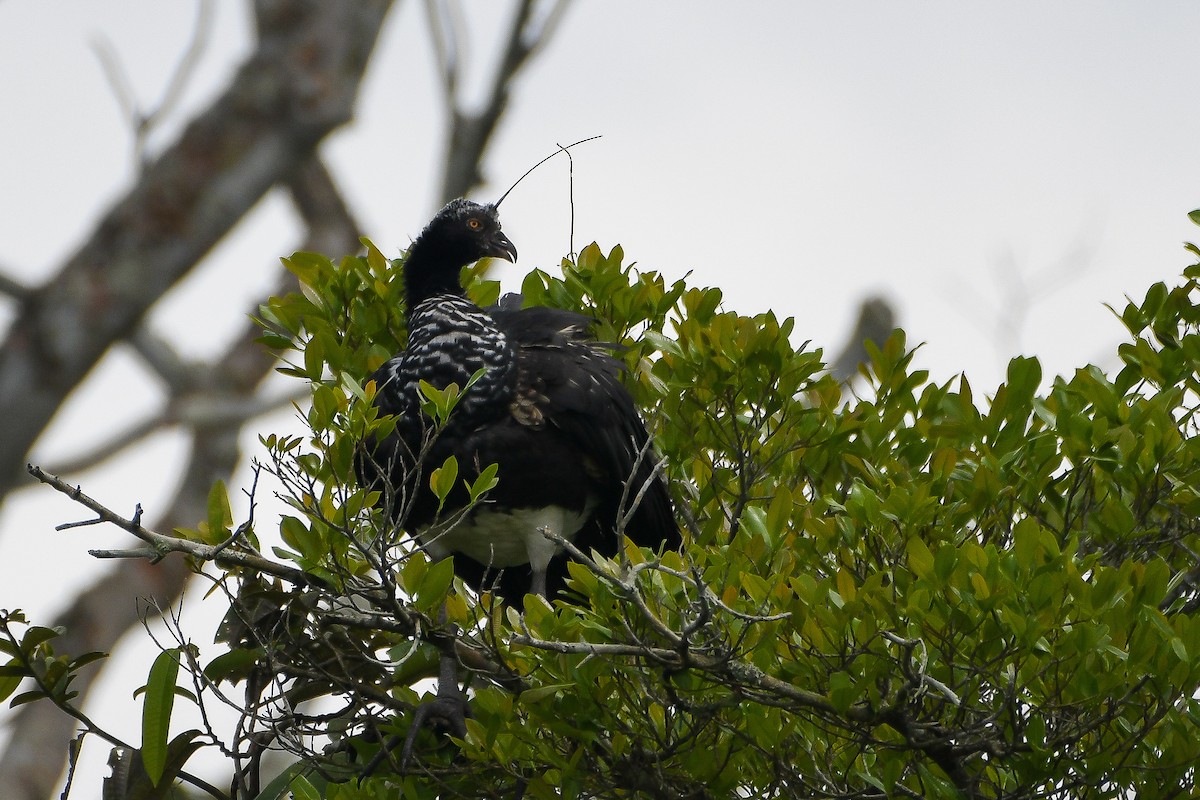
[488,231,518,263]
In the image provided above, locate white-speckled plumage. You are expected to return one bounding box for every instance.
[359,199,678,604]
[417,502,595,576]
[382,293,517,425]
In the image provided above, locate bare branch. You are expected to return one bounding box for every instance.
[148,0,216,137]
[28,464,316,585]
[438,0,574,201]
[0,0,393,501]
[90,0,215,171]
[510,628,864,721]
[128,327,195,390]
[423,0,459,100]
[0,150,367,800]
[46,387,307,476]
[89,35,139,134]
[0,269,33,302]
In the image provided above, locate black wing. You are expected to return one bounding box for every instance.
[489,299,680,555]
[357,296,679,603]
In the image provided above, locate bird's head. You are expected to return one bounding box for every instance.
[413,198,518,268]
[403,199,517,304]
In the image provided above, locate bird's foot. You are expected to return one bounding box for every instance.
[359,691,469,779]
[398,689,469,771]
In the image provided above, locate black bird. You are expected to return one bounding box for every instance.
[360,198,679,604]
[357,198,679,770]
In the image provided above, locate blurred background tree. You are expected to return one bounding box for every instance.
[0,1,591,795]
[0,1,893,794]
[2,2,1199,797]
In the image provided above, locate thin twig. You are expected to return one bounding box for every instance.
[47,388,307,476]
[510,628,869,721]
[128,327,194,389]
[0,269,32,301]
[151,0,215,131]
[535,524,679,647]
[436,0,577,201]
[555,140,577,259]
[423,0,459,100]
[91,0,214,168]
[29,464,316,587]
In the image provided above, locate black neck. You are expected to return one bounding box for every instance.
[403,235,470,307]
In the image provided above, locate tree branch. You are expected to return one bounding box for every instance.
[0,269,33,302]
[46,387,307,476]
[0,0,392,501]
[437,0,573,202]
[0,152,366,800]
[29,464,316,586]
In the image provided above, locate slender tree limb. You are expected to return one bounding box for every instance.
[147,0,217,143]
[92,0,215,170]
[510,629,871,723]
[127,327,195,390]
[46,387,307,476]
[29,464,316,586]
[437,0,574,202]
[0,153,366,800]
[422,0,460,99]
[0,270,32,301]
[0,0,393,500]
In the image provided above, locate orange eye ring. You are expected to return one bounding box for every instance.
[467,218,482,230]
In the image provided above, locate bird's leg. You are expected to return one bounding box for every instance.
[527,520,561,599]
[529,565,548,599]
[397,606,469,771]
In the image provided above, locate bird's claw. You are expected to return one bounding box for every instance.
[398,691,470,772]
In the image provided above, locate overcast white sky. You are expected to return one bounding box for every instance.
[2,0,1199,793]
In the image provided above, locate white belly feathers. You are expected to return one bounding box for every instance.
[416,503,594,573]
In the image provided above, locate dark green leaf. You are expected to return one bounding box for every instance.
[141,649,181,786]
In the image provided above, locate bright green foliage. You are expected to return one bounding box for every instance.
[243,238,1200,798]
[11,225,1200,798]
[0,611,106,710]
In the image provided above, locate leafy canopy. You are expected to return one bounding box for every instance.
[5,223,1200,799]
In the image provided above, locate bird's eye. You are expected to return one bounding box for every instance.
[467,218,481,230]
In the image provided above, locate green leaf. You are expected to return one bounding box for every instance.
[69,651,108,670]
[468,462,500,503]
[907,538,935,580]
[0,671,21,704]
[206,480,232,543]
[1005,355,1042,407]
[20,625,63,651]
[9,690,45,707]
[766,486,793,537]
[414,556,456,612]
[141,649,181,786]
[250,762,317,800]
[430,455,459,510]
[400,552,429,595]
[288,775,322,800]
[519,683,574,705]
[363,236,389,276]
[828,671,855,714]
[203,648,265,685]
